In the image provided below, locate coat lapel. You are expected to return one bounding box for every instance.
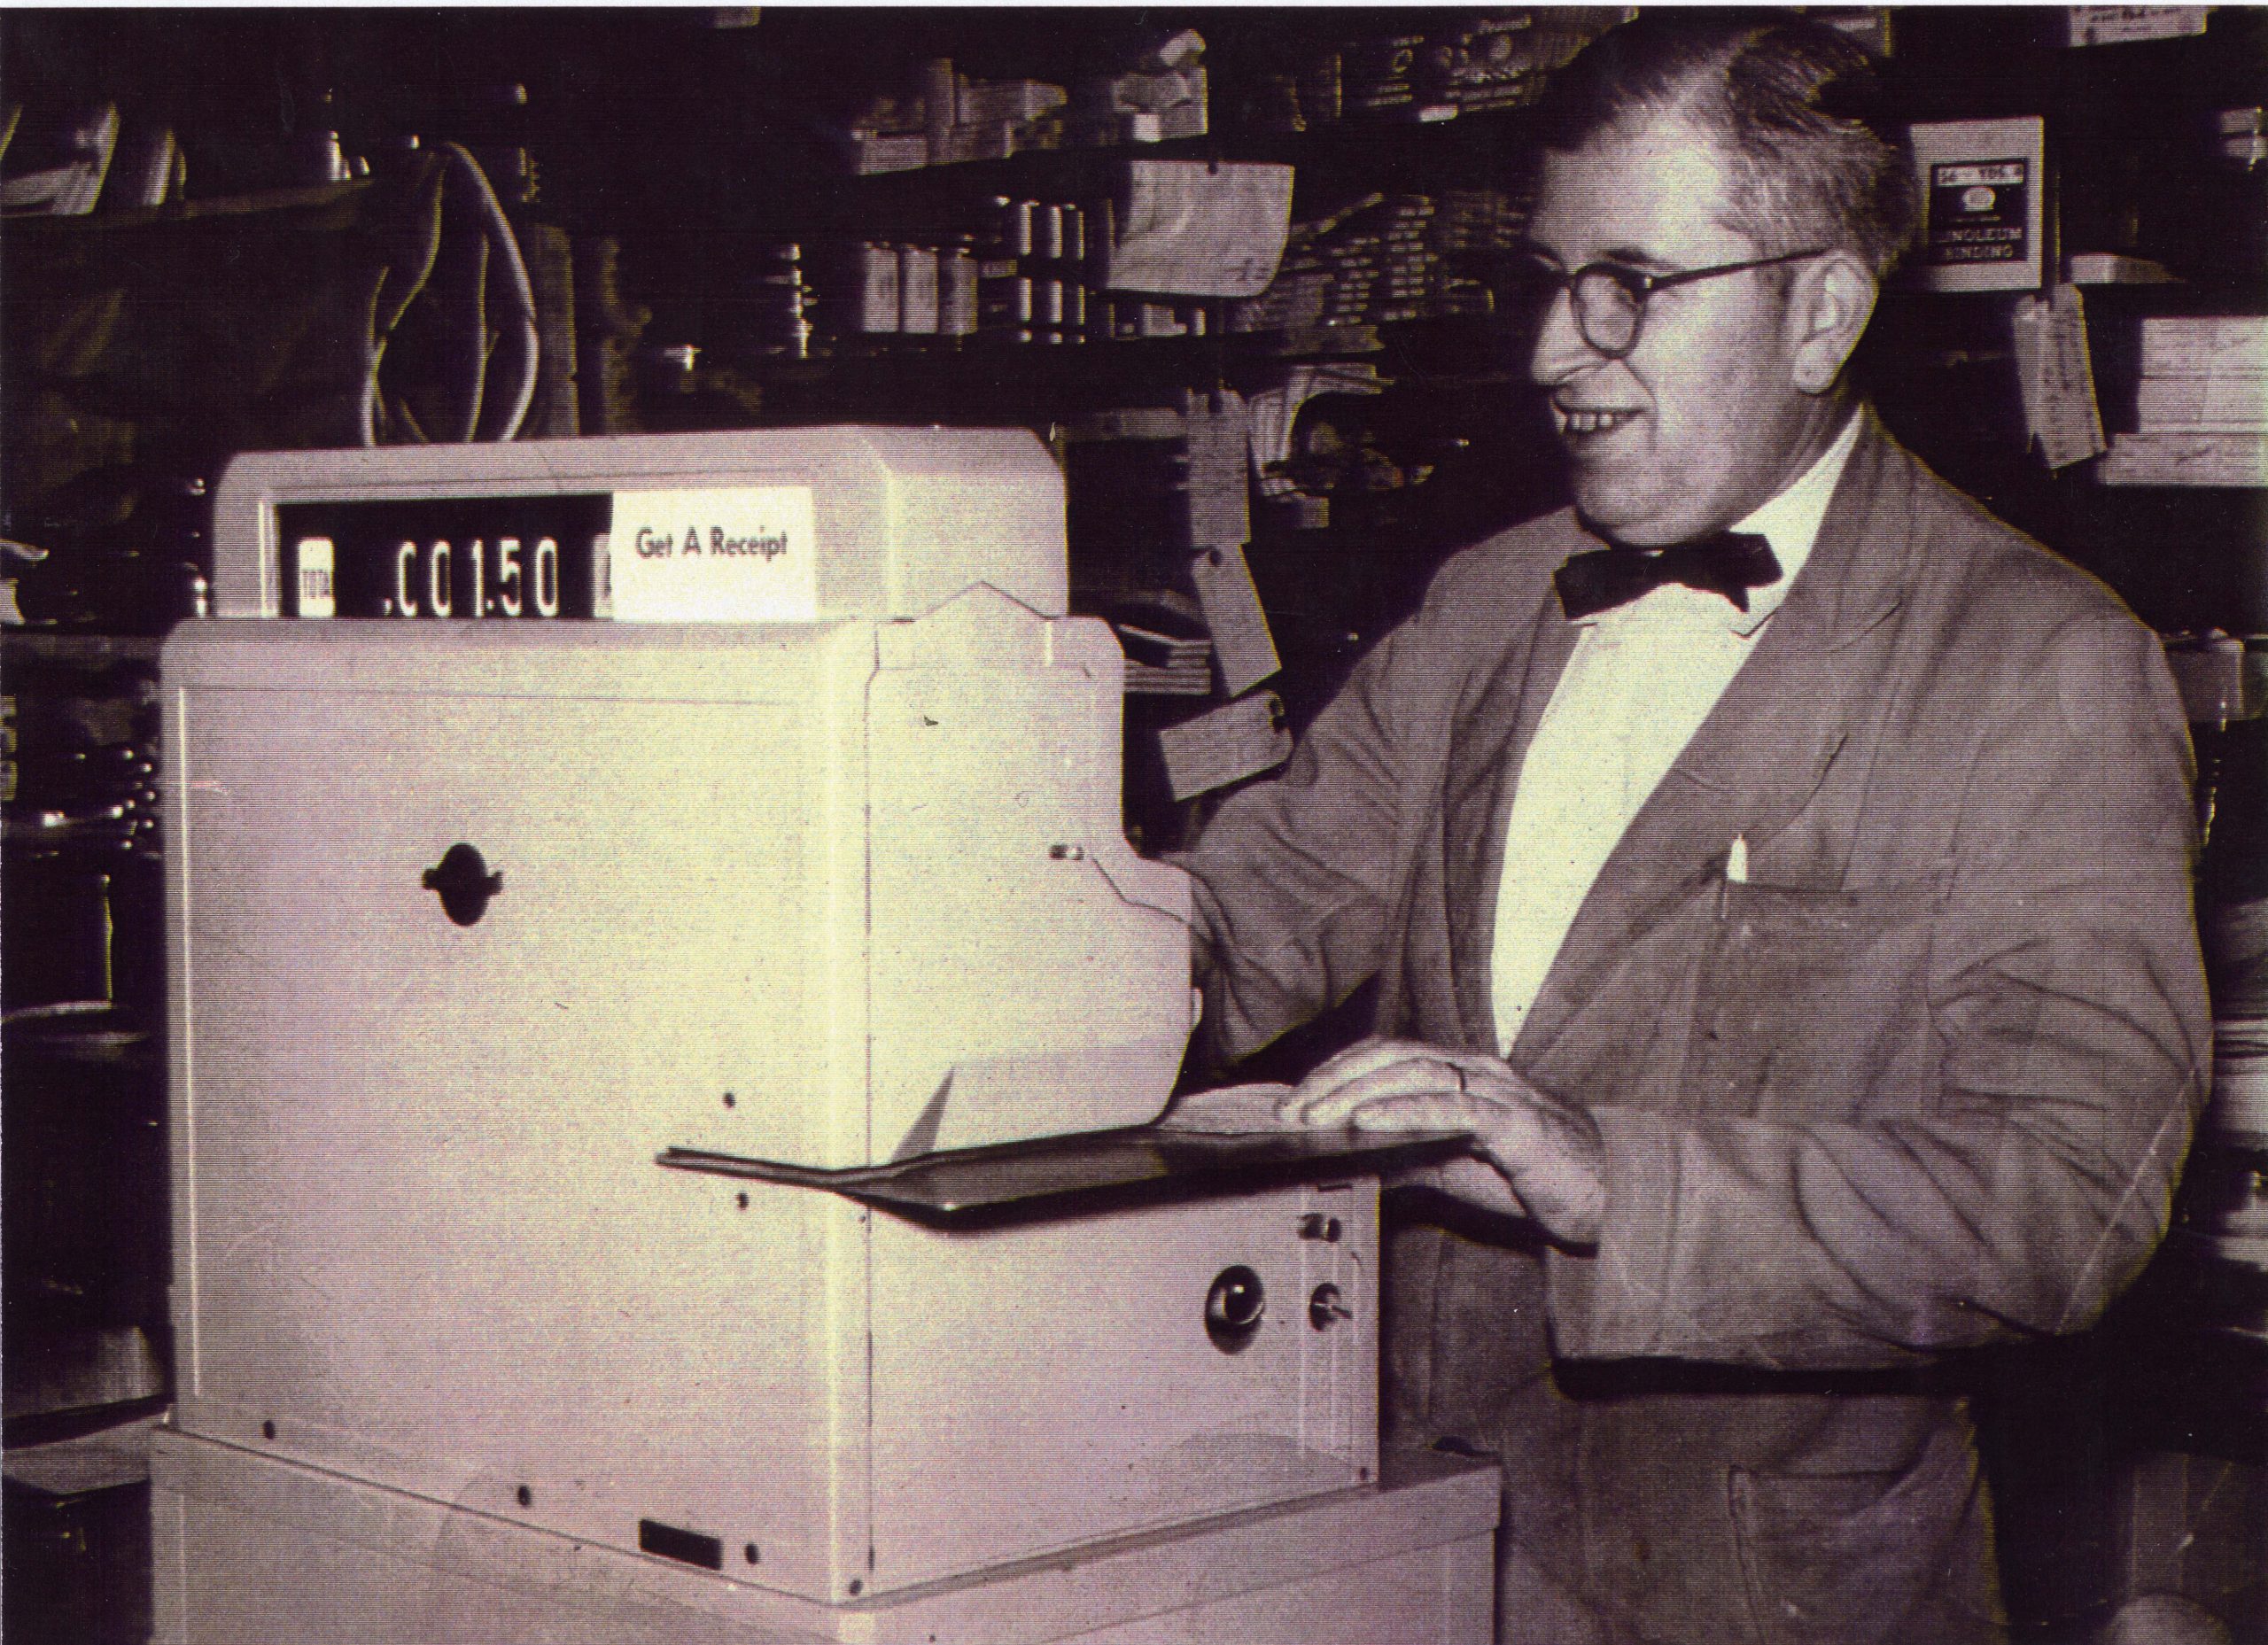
[1441,531,1587,1049]
[1506,414,1917,1078]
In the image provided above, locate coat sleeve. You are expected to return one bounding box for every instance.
[1171,564,1487,1064]
[1549,606,2212,1370]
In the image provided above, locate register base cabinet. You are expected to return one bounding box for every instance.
[151,1434,1497,1645]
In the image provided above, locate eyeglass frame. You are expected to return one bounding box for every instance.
[1510,246,1832,361]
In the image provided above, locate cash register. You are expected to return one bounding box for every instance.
[150,427,1498,1642]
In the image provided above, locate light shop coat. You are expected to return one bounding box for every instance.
[1176,413,2210,1645]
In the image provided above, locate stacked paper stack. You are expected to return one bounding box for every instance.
[2102,316,2268,486]
[1118,624,1216,697]
[1228,190,1521,335]
[1432,190,1529,256]
[1324,197,1435,326]
[1230,271,1333,336]
[1227,193,1378,333]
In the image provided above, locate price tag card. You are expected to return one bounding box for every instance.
[2013,284,2106,469]
[1158,691,1291,801]
[606,486,819,622]
[2065,6,2209,46]
[1183,388,1252,549]
[1099,160,1293,298]
[1190,544,1280,697]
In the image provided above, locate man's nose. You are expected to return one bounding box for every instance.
[1529,284,1599,386]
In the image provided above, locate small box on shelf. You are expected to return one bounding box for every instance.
[2101,314,2268,486]
[2100,431,2268,487]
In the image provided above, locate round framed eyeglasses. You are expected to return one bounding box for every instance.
[1508,248,1829,360]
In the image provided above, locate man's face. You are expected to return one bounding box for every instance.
[1527,111,1822,545]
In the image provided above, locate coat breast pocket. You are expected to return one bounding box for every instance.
[1682,873,1948,1121]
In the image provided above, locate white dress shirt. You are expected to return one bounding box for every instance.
[1488,412,1862,1054]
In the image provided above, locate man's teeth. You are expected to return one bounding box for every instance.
[1562,408,1636,434]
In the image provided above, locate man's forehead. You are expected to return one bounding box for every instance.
[1531,112,1752,266]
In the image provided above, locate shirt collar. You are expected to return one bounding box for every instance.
[1721,407,1862,635]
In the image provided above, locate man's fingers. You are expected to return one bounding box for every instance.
[1431,1155,1529,1220]
[1277,1039,1422,1122]
[1288,1055,1466,1127]
[1341,1102,1529,1219]
[1276,1039,1604,1245]
[1293,1037,1440,1100]
[1341,1090,1472,1134]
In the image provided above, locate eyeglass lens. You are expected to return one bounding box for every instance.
[1570,269,1643,354]
[1502,260,1644,357]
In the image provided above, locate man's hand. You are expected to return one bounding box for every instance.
[1278,1038,1606,1245]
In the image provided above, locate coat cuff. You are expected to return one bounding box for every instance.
[1545,1106,1681,1359]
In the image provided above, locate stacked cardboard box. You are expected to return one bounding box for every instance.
[844,61,1068,175]
[2101,316,2268,486]
[843,36,1214,173]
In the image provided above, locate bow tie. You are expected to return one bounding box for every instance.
[1554,532,1783,621]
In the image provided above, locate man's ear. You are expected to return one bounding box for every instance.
[1787,250,1877,395]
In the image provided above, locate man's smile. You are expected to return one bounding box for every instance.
[1553,403,1643,439]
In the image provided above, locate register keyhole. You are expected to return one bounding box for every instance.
[423,842,503,927]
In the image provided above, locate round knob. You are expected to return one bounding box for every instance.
[1204,1265,1265,1354]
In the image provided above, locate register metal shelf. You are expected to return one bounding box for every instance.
[657,1121,1472,1226]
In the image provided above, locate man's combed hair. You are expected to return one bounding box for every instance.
[1536,10,1919,280]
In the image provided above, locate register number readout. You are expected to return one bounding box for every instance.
[278,496,610,619]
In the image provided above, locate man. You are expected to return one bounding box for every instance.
[1177,13,2209,1644]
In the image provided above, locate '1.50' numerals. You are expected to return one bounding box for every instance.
[387,538,560,618]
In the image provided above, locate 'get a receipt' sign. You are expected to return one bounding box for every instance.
[606,486,819,621]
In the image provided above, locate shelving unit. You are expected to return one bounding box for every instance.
[1865,7,2268,633]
